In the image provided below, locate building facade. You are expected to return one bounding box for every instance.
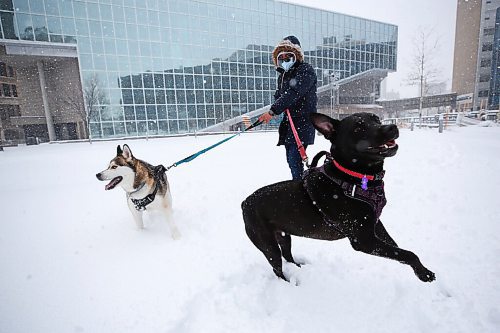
[0,0,397,141]
[489,6,500,108]
[453,0,500,111]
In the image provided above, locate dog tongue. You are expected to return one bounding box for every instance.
[105,176,122,190]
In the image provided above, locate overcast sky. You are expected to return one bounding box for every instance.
[285,0,457,98]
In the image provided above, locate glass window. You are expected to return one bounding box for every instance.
[133,89,144,103]
[46,0,60,16]
[29,0,45,14]
[75,19,89,36]
[155,90,165,104]
[144,89,155,104]
[121,89,133,105]
[1,12,17,39]
[14,0,30,12]
[89,20,102,37]
[59,0,74,17]
[17,13,33,40]
[61,17,76,36]
[0,63,7,77]
[146,105,157,119]
[135,105,146,120]
[157,105,167,119]
[114,22,126,39]
[124,106,135,120]
[112,5,125,22]
[73,1,87,18]
[2,83,11,97]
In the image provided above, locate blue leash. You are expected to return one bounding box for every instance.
[165,119,263,171]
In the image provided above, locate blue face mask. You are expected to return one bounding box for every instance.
[277,52,296,72]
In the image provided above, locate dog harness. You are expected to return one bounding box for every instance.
[129,165,167,211]
[303,159,387,229]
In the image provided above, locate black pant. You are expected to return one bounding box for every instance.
[285,143,308,180]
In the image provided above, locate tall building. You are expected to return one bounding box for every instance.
[488,6,500,108]
[452,0,500,111]
[452,0,482,111]
[0,0,397,142]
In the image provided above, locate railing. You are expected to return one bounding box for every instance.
[383,113,458,128]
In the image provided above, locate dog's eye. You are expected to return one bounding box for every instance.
[111,166,118,169]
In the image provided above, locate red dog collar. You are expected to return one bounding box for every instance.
[333,160,374,181]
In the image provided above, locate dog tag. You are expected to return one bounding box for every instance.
[361,175,368,190]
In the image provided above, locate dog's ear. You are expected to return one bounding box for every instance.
[122,144,133,160]
[310,113,339,140]
[116,145,123,156]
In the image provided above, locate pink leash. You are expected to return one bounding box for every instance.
[285,109,309,167]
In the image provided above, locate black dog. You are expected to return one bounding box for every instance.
[242,112,435,283]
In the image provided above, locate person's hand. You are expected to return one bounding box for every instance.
[259,111,273,124]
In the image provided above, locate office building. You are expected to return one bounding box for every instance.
[0,0,397,142]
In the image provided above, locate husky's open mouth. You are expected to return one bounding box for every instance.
[105,176,123,190]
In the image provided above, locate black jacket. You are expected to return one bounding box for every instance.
[271,61,317,146]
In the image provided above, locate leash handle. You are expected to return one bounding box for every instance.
[285,109,309,166]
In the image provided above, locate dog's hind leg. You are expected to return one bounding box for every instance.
[162,192,180,240]
[275,232,301,267]
[165,209,181,240]
[242,201,286,281]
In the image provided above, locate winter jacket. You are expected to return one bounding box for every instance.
[270,40,317,146]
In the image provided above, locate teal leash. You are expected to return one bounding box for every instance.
[165,119,263,171]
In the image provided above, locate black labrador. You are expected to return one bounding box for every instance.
[242,112,435,283]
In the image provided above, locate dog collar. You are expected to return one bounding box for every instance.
[332,160,384,190]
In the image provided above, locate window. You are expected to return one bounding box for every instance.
[2,83,11,97]
[482,43,493,52]
[0,62,7,77]
[481,59,492,67]
[484,28,495,36]
[478,90,489,97]
[479,74,490,82]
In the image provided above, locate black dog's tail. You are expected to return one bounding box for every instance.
[310,151,331,168]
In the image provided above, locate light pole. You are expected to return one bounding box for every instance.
[330,71,340,119]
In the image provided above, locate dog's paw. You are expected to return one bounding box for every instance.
[415,267,436,282]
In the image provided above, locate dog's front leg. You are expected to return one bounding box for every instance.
[127,199,144,229]
[374,220,398,247]
[349,228,435,282]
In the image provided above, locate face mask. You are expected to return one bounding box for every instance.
[277,52,296,72]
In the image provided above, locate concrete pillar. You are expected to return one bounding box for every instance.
[37,60,56,141]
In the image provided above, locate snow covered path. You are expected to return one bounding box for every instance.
[1,126,499,333]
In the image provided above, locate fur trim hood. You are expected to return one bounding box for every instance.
[272,40,304,67]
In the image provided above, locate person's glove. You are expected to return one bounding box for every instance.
[258,110,274,124]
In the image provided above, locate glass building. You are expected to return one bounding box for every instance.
[0,0,397,141]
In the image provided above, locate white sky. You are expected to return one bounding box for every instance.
[285,0,457,98]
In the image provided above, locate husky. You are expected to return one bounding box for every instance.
[96,144,180,239]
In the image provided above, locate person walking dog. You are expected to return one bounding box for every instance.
[259,36,318,180]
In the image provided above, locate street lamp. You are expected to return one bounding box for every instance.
[330,71,340,119]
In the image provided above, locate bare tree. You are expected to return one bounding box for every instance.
[406,27,445,126]
[65,73,107,143]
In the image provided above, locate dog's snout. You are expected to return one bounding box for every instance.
[382,124,399,138]
[96,173,102,180]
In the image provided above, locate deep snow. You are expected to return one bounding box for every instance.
[1,125,499,333]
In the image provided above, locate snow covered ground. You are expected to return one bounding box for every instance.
[1,125,500,333]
